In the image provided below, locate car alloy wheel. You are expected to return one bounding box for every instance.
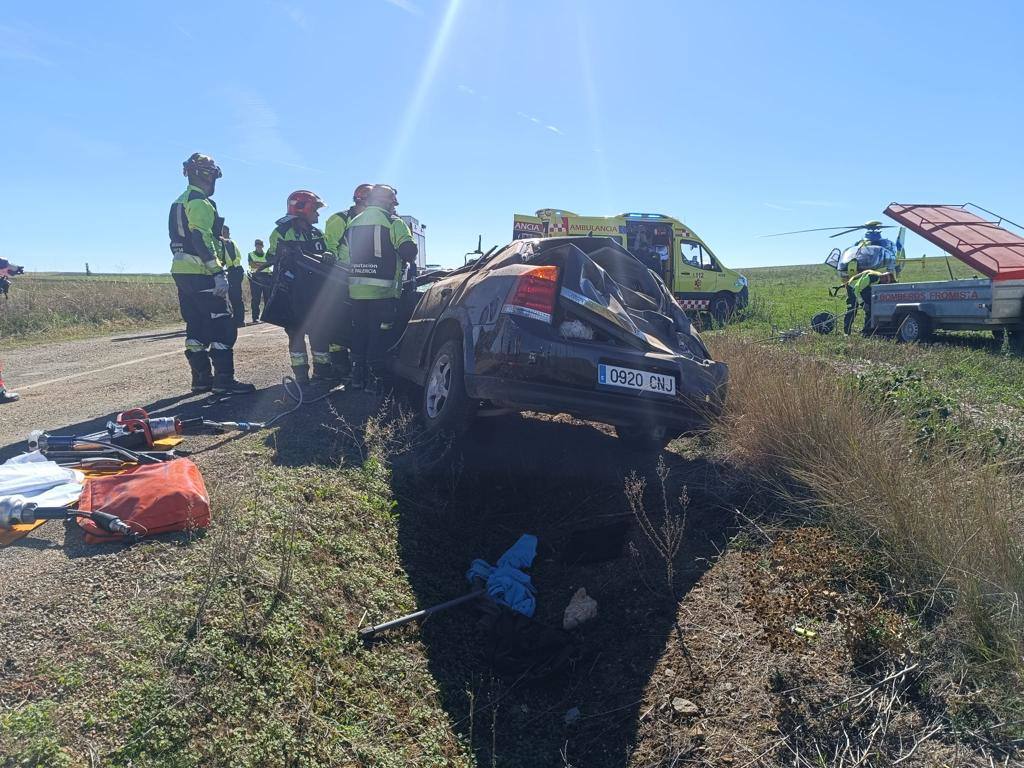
[425,351,452,420]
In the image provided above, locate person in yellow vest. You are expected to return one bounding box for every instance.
[267,190,334,384]
[339,185,417,389]
[847,267,888,336]
[247,239,270,322]
[323,183,373,380]
[220,225,246,327]
[167,153,254,395]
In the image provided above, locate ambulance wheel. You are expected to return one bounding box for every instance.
[710,294,735,325]
[896,311,930,343]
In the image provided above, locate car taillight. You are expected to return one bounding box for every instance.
[502,265,559,323]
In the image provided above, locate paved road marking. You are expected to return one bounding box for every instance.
[17,328,280,391]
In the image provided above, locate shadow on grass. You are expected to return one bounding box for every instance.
[390,414,748,768]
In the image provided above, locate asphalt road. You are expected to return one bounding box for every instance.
[0,322,295,459]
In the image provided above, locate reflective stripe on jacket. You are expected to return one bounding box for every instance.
[341,206,413,300]
[168,185,224,275]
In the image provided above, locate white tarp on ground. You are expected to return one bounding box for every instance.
[0,451,84,508]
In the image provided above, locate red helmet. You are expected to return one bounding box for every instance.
[287,190,326,223]
[353,183,374,205]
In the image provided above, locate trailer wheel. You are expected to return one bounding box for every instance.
[896,311,931,343]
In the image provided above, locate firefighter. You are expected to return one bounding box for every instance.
[267,190,334,385]
[340,184,417,390]
[323,183,373,378]
[220,225,246,327]
[248,239,270,322]
[168,154,255,395]
[848,269,887,335]
[0,364,17,404]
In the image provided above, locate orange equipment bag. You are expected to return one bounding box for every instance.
[76,458,210,543]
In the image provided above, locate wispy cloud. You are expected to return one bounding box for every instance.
[763,202,792,212]
[795,199,843,208]
[515,111,564,136]
[225,88,323,173]
[172,23,197,42]
[0,25,56,66]
[276,3,309,29]
[382,0,423,15]
[457,84,476,96]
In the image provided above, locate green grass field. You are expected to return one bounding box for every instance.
[715,258,1024,422]
[1,273,181,346]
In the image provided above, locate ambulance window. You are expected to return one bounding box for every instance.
[681,241,720,272]
[700,248,720,271]
[680,241,702,268]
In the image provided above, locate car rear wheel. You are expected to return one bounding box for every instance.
[896,311,930,343]
[421,338,475,436]
[615,424,672,452]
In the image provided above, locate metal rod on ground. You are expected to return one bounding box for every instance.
[359,588,486,644]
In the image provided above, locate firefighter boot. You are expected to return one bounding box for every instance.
[331,347,352,381]
[186,350,214,393]
[210,348,256,396]
[350,356,367,391]
[311,363,338,385]
[0,387,19,404]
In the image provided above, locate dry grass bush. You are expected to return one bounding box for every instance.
[709,335,1024,674]
[1,275,181,339]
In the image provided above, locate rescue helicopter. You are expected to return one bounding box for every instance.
[764,220,906,276]
[763,220,907,334]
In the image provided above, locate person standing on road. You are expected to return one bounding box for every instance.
[220,225,246,327]
[248,239,270,322]
[323,183,373,380]
[168,153,255,395]
[340,184,417,390]
[267,190,335,385]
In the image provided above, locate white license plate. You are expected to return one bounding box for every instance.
[598,364,676,395]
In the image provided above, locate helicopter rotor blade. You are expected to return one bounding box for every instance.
[828,225,894,239]
[761,225,869,238]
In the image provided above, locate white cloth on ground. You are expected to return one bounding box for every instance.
[0,451,85,508]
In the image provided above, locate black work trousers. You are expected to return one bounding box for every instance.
[173,273,238,375]
[227,266,245,326]
[249,273,270,320]
[349,298,397,372]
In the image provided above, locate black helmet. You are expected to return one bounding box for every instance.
[183,153,222,180]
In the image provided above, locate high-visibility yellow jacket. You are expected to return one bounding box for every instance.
[340,206,416,300]
[168,184,224,275]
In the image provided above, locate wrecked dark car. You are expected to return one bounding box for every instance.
[261,236,728,447]
[391,237,728,447]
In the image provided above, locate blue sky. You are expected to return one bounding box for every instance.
[2,0,1022,273]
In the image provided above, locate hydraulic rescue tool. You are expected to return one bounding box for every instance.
[0,495,136,538]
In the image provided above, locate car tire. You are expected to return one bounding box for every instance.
[710,294,735,325]
[615,424,672,452]
[896,311,931,343]
[421,338,476,436]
